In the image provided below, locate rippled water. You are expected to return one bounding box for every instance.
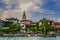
[0,36,60,40]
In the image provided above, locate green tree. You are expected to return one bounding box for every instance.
[9,24,22,32]
[40,22,54,35]
[29,23,39,33]
[3,21,13,27]
[0,24,22,33]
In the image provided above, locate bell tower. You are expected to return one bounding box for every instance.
[22,11,26,20]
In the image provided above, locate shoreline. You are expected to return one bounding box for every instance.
[0,33,57,37]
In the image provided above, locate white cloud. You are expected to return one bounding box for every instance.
[5,5,12,10]
[1,9,32,20]
[58,18,60,22]
[2,0,17,4]
[1,11,8,20]
[1,0,43,20]
[1,10,22,20]
[16,2,40,12]
[0,0,55,21]
[0,8,4,18]
[2,0,42,5]
[2,0,43,10]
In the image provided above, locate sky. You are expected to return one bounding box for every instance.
[0,0,60,22]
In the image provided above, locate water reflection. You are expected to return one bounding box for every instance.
[0,36,60,40]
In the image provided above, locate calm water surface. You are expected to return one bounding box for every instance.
[0,36,60,40]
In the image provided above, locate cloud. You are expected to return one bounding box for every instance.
[0,8,4,18]
[2,0,42,5]
[1,11,8,20]
[2,0,17,4]
[55,0,60,7]
[2,0,43,10]
[0,0,56,21]
[5,5,12,10]
[1,10,22,20]
[1,0,43,20]
[57,18,60,22]
[1,9,33,20]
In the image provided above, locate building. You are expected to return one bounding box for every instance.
[54,22,60,28]
[6,17,19,24]
[39,17,54,26]
[0,19,4,27]
[20,11,38,33]
[20,11,33,25]
[54,22,60,34]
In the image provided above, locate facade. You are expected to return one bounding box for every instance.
[39,17,54,26]
[54,22,60,34]
[20,11,33,25]
[6,17,19,24]
[0,19,4,27]
[20,11,38,33]
[20,11,32,32]
[54,22,60,28]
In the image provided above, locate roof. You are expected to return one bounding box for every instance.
[31,22,39,24]
[54,22,60,25]
[54,22,60,28]
[20,20,38,25]
[0,19,4,23]
[20,20,32,22]
[39,18,53,22]
[6,17,18,21]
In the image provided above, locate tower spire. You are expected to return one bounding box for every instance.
[43,16,46,20]
[22,11,26,20]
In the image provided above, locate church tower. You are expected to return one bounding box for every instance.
[43,16,46,20]
[22,11,26,20]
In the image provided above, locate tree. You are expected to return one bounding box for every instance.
[29,23,39,33]
[9,24,22,32]
[0,23,22,33]
[3,21,13,27]
[40,22,54,35]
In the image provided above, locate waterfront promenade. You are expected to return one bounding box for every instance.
[0,36,60,40]
[1,32,56,37]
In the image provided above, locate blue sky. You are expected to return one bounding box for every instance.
[0,0,60,22]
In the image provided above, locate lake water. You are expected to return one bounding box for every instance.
[0,36,60,40]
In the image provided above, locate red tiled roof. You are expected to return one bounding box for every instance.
[54,22,60,25]
[20,20,32,22]
[6,17,18,20]
[54,22,60,28]
[31,21,39,24]
[20,20,37,25]
[40,18,53,22]
[0,19,4,23]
